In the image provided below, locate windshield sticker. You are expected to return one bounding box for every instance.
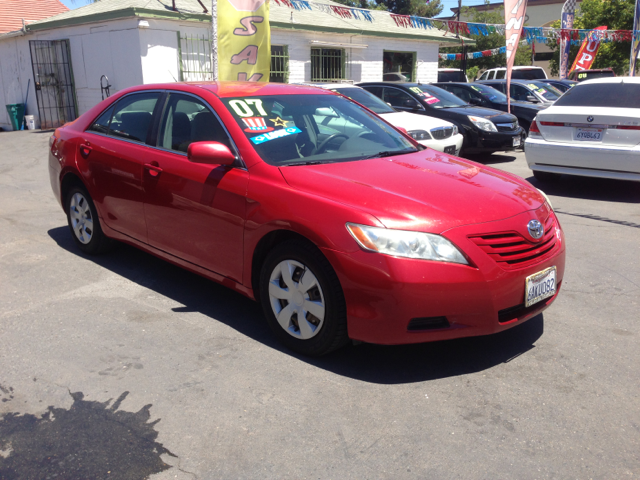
[409,87,425,97]
[251,126,301,145]
[424,95,440,105]
[269,116,289,127]
[538,89,547,94]
[471,86,481,92]
[229,99,268,117]
[242,117,274,133]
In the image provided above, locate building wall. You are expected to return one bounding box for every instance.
[0,36,35,130]
[271,29,440,83]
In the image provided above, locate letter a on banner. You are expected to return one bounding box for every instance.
[217,0,271,82]
[504,0,528,113]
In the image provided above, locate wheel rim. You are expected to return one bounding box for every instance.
[268,259,326,340]
[69,192,94,245]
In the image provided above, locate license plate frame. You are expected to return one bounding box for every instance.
[512,136,521,147]
[444,145,456,154]
[574,127,603,142]
[525,266,557,308]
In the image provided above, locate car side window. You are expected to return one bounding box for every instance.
[87,105,115,135]
[449,86,472,103]
[383,88,416,109]
[510,84,530,102]
[489,83,505,94]
[496,70,506,79]
[108,92,160,143]
[158,93,231,154]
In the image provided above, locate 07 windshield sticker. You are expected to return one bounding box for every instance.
[251,126,302,145]
[242,117,274,132]
[229,99,268,117]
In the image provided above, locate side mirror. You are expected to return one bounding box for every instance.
[403,98,421,110]
[526,95,539,103]
[187,141,236,165]
[396,126,409,135]
[469,97,482,105]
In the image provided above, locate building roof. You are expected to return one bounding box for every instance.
[0,0,68,34]
[28,0,473,45]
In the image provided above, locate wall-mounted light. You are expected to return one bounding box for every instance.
[138,20,150,28]
[309,40,368,49]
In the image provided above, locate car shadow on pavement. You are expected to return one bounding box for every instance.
[48,226,544,385]
[463,152,517,165]
[527,174,640,204]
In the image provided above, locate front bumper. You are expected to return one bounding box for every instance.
[322,206,565,345]
[464,126,525,154]
[420,133,464,156]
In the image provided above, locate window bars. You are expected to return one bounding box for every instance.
[311,48,345,82]
[270,45,289,83]
[178,33,213,81]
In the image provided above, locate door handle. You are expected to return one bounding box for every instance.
[79,143,92,158]
[144,163,163,177]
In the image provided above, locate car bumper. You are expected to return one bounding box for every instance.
[525,137,640,181]
[464,127,525,153]
[419,133,464,156]
[322,206,565,345]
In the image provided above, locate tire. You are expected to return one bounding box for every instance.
[259,239,348,356]
[532,170,558,182]
[66,185,114,255]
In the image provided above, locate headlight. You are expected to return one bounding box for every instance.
[452,125,459,135]
[467,115,498,132]
[537,188,553,210]
[408,130,432,141]
[346,223,469,265]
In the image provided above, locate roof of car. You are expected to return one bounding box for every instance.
[301,83,362,90]
[578,76,640,85]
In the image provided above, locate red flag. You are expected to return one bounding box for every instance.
[504,0,528,113]
[569,26,608,74]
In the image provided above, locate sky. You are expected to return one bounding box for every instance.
[59,0,494,18]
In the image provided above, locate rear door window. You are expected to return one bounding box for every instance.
[495,70,506,79]
[109,93,160,143]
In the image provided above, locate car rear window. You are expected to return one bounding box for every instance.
[438,71,467,82]
[512,69,546,80]
[554,83,640,108]
[574,70,615,81]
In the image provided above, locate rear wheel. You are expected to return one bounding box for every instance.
[259,239,348,356]
[532,170,559,182]
[66,186,114,254]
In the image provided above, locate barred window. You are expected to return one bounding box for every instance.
[311,48,345,82]
[178,33,213,82]
[270,45,289,83]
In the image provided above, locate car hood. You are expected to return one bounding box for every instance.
[279,149,545,233]
[439,105,518,122]
[379,111,454,130]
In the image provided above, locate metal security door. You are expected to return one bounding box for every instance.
[29,40,78,129]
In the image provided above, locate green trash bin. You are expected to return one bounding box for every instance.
[6,103,26,131]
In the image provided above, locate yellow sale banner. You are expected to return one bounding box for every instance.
[217,0,271,82]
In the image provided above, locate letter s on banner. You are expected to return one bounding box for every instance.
[504,0,528,112]
[218,0,270,82]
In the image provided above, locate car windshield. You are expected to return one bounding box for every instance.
[332,87,395,114]
[526,82,561,101]
[469,84,508,103]
[554,82,640,108]
[409,85,468,108]
[222,94,417,166]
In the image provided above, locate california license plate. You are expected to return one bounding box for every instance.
[525,266,557,308]
[513,136,521,147]
[575,127,603,141]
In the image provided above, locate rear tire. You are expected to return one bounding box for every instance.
[532,170,558,182]
[259,239,348,356]
[66,185,114,255]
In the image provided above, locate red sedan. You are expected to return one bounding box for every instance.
[49,82,565,356]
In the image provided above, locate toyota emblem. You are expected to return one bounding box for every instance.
[587,116,594,123]
[527,220,544,240]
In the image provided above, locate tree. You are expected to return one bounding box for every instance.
[438,7,533,79]
[547,0,635,76]
[373,0,443,17]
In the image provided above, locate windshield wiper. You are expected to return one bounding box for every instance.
[362,149,416,160]
[281,161,325,167]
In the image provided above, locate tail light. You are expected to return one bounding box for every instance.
[528,118,542,138]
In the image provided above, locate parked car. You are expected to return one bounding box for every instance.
[433,82,546,133]
[539,79,577,93]
[437,68,468,83]
[49,82,565,356]
[477,66,548,81]
[383,72,409,82]
[525,77,640,182]
[308,83,463,155]
[358,82,525,153]
[476,79,562,107]
[568,68,615,82]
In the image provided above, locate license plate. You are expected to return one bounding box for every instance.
[525,266,557,308]
[574,127,603,141]
[512,136,521,147]
[444,145,456,154]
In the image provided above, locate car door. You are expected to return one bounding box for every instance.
[80,91,161,242]
[142,92,248,282]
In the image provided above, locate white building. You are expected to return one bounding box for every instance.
[0,0,470,130]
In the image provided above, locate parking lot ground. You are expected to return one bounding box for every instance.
[0,131,639,479]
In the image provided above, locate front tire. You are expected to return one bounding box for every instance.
[532,170,558,182]
[66,186,113,255]
[259,239,348,356]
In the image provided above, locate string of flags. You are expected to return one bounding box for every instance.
[438,40,528,60]
[272,0,639,44]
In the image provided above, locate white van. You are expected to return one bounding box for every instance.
[477,66,548,81]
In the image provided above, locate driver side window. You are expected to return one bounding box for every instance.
[382,88,416,109]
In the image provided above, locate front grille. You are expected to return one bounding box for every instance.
[408,316,450,331]
[469,213,559,270]
[496,122,518,132]
[430,126,453,140]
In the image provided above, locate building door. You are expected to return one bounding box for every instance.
[29,40,78,129]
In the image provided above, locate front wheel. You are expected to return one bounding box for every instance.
[66,185,114,254]
[259,239,348,356]
[532,170,558,182]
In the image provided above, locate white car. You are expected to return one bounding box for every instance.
[478,66,548,81]
[525,77,640,182]
[308,83,464,156]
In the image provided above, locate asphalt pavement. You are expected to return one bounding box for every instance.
[0,131,638,479]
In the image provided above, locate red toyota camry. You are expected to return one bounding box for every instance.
[49,82,565,356]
